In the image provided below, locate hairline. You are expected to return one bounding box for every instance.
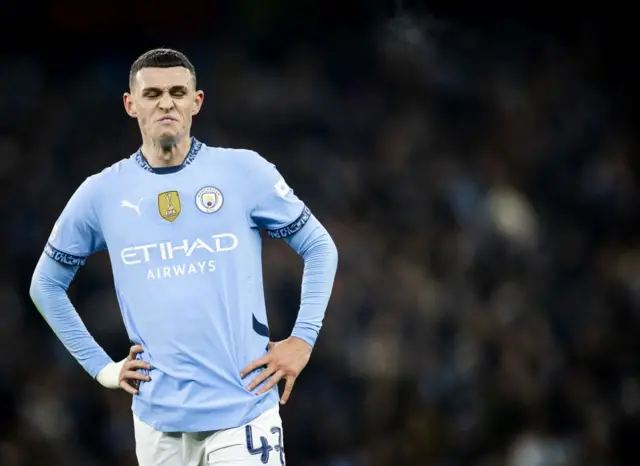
[128,66,197,91]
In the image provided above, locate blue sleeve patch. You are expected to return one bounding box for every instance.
[44,242,87,266]
[267,206,311,239]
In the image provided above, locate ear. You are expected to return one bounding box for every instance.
[192,90,204,116]
[123,92,137,118]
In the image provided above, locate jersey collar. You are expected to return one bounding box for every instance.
[134,137,203,174]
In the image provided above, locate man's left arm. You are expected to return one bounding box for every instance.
[239,151,338,403]
[281,215,338,347]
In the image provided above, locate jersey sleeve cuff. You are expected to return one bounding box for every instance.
[291,325,318,348]
[96,359,125,388]
[267,206,311,239]
[44,242,87,266]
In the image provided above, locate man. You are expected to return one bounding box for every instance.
[29,48,338,465]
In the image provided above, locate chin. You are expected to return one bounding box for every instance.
[156,133,180,149]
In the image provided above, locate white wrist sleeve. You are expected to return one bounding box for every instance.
[96,359,126,389]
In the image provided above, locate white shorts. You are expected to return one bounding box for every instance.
[133,406,285,466]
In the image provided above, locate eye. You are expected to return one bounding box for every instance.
[143,90,161,99]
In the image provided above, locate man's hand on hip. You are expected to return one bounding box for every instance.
[240,337,312,405]
[96,344,151,394]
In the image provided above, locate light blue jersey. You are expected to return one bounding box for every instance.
[32,138,338,432]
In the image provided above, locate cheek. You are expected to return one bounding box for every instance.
[138,110,154,126]
[178,101,196,116]
[134,101,152,116]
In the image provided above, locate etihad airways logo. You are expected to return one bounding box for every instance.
[120,233,238,280]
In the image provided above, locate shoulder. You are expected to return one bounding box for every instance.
[199,145,273,173]
[74,156,136,199]
[100,156,139,179]
[91,155,139,184]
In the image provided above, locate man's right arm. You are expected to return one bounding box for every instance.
[29,176,119,385]
[29,254,113,378]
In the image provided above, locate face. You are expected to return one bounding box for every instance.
[123,67,204,145]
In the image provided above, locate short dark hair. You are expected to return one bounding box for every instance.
[129,48,196,88]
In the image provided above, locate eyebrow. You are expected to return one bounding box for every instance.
[141,85,189,94]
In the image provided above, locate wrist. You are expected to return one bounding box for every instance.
[290,327,317,349]
[96,359,125,389]
[290,335,314,352]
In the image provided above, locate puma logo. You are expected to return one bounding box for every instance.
[121,198,143,216]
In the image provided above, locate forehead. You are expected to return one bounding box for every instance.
[133,67,194,89]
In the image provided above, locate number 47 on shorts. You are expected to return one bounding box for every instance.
[245,425,284,465]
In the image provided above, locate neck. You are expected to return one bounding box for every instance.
[141,135,192,168]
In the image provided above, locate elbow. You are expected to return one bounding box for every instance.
[29,271,40,302]
[29,254,68,306]
[314,226,338,264]
[327,236,338,269]
[314,233,338,275]
[29,269,44,306]
[291,216,339,271]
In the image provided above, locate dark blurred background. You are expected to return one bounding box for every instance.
[0,1,638,465]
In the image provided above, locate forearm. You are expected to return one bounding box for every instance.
[29,253,113,378]
[284,214,338,347]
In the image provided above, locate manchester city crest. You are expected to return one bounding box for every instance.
[195,186,224,214]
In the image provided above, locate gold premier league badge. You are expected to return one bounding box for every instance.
[158,191,181,222]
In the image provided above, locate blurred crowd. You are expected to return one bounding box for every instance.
[0,10,638,466]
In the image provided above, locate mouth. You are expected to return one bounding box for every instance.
[158,117,178,124]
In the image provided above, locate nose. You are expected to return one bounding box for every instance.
[158,91,174,110]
